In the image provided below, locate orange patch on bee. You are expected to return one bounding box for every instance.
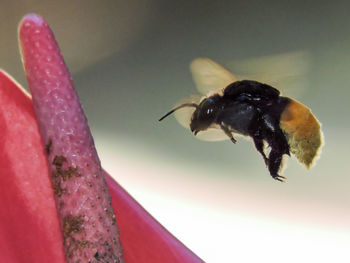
[280,98,323,168]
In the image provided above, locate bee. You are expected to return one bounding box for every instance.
[159,58,323,181]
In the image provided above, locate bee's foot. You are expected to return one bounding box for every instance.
[272,174,286,182]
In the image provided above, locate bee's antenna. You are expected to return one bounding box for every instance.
[158,103,198,121]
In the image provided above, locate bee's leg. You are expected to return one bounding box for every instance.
[252,137,268,166]
[260,114,290,181]
[267,149,286,182]
[220,123,237,144]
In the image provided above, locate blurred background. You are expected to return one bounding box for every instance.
[1,0,350,262]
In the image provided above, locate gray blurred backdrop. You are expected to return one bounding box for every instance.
[1,1,350,262]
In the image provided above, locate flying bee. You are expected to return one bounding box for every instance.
[159,58,323,181]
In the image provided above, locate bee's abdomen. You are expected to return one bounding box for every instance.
[280,98,323,168]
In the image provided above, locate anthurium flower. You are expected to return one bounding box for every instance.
[0,14,203,263]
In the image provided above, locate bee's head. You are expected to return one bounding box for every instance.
[158,95,221,136]
[190,95,221,135]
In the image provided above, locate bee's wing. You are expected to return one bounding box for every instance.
[190,58,237,95]
[227,51,310,98]
[175,58,237,141]
[173,94,228,141]
[196,128,229,141]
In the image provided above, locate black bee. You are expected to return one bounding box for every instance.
[159,58,323,181]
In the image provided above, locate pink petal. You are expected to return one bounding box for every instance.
[0,70,65,262]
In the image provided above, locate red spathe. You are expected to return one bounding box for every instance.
[0,39,203,263]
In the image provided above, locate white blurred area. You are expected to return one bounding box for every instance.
[96,132,350,263]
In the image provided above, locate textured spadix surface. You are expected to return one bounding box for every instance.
[0,13,204,263]
[18,14,124,262]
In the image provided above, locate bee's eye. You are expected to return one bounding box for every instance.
[201,99,213,109]
[199,99,216,119]
[206,108,214,116]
